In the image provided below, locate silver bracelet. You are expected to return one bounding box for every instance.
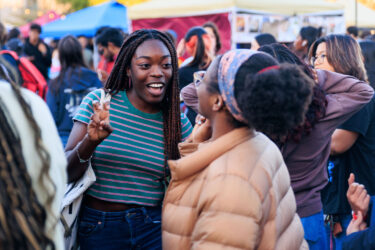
[76,143,92,164]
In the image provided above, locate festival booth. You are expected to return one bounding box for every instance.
[129,0,344,51]
[41,1,129,38]
[19,11,61,38]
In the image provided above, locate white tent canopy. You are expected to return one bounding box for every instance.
[129,0,344,20]
[340,0,375,27]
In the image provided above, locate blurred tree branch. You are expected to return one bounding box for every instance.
[57,0,89,11]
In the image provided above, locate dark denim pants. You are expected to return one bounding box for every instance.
[78,206,162,250]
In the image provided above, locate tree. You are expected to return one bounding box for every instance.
[57,0,89,11]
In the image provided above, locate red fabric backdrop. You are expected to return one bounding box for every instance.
[20,11,60,38]
[131,13,231,54]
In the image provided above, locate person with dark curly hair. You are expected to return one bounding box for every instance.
[162,50,313,249]
[259,43,327,144]
[259,43,374,250]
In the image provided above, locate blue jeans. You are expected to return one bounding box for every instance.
[324,214,351,250]
[78,206,162,250]
[301,210,328,250]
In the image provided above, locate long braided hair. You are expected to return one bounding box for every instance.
[105,29,181,162]
[0,56,56,249]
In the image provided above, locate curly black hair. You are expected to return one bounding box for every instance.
[235,53,314,139]
[259,44,327,143]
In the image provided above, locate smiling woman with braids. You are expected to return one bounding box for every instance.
[65,29,192,249]
[0,56,67,249]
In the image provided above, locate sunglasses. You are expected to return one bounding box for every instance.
[98,47,104,56]
[193,71,206,88]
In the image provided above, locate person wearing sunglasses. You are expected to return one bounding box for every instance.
[162,50,315,249]
[95,28,124,83]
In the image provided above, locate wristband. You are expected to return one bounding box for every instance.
[76,145,91,164]
[352,211,357,220]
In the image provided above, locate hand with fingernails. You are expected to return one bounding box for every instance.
[347,173,371,218]
[88,101,113,142]
[346,173,370,235]
[191,115,212,143]
[347,211,367,235]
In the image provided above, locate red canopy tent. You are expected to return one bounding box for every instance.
[20,11,60,38]
[132,13,231,53]
[129,0,343,51]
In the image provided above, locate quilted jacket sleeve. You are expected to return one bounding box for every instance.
[190,173,264,250]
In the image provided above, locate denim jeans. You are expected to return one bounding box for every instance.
[78,206,162,250]
[324,214,352,250]
[301,210,328,250]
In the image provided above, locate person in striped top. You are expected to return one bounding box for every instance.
[65,29,192,250]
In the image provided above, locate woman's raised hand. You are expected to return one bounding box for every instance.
[192,115,212,143]
[88,101,113,142]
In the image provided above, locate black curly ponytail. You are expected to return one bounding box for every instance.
[235,53,314,140]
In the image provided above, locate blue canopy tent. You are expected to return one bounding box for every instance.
[42,1,128,38]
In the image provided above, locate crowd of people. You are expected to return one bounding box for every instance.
[0,19,375,250]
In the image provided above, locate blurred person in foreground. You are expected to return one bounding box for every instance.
[0,55,66,249]
[163,49,311,249]
[24,23,52,80]
[46,35,102,147]
[95,27,124,83]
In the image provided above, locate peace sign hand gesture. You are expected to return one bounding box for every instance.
[88,101,113,142]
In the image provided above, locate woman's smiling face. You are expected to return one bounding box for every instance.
[127,39,173,107]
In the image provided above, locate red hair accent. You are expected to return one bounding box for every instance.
[186,34,213,53]
[186,35,198,49]
[257,65,280,74]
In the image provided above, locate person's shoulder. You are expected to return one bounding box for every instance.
[85,88,103,100]
[317,69,364,86]
[0,81,49,115]
[180,112,189,122]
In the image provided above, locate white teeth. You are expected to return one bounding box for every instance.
[149,84,163,88]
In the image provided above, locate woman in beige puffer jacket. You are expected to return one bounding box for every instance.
[162,50,311,250]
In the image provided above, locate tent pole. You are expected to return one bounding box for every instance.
[355,0,358,26]
[231,7,237,50]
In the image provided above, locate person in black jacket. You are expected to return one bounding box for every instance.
[24,23,52,80]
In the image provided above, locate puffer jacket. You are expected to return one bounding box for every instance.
[162,127,308,250]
